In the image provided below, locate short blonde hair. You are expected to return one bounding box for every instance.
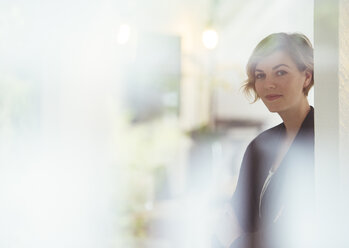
[243,33,314,102]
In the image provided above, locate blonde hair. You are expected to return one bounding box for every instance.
[243,33,314,102]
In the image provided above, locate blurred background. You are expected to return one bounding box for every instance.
[0,0,313,247]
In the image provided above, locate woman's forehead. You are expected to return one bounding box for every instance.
[255,51,296,71]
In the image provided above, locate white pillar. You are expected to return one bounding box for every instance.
[315,0,349,245]
[339,0,349,193]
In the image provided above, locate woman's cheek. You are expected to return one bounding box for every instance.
[255,82,262,93]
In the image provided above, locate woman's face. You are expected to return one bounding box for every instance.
[254,50,311,113]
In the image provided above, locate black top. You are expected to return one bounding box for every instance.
[230,107,315,248]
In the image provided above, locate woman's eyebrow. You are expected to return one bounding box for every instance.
[272,64,290,70]
[255,69,264,72]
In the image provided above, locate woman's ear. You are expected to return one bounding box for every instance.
[303,70,312,89]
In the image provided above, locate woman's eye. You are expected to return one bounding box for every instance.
[276,70,287,76]
[255,73,265,79]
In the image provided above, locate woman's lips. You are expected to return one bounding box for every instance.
[265,94,282,101]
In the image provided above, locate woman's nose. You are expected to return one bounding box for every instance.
[264,76,276,89]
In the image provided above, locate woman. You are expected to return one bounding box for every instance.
[220,33,315,248]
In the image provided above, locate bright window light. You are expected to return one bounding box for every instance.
[117,24,131,45]
[202,29,219,49]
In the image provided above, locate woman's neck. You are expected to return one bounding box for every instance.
[278,100,311,138]
[270,100,311,173]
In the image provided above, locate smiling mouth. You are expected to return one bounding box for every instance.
[265,95,282,101]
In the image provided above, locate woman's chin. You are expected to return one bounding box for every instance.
[265,105,281,113]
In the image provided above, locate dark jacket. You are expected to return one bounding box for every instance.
[230,107,315,248]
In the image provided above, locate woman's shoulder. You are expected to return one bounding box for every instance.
[241,123,285,166]
[248,122,285,149]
